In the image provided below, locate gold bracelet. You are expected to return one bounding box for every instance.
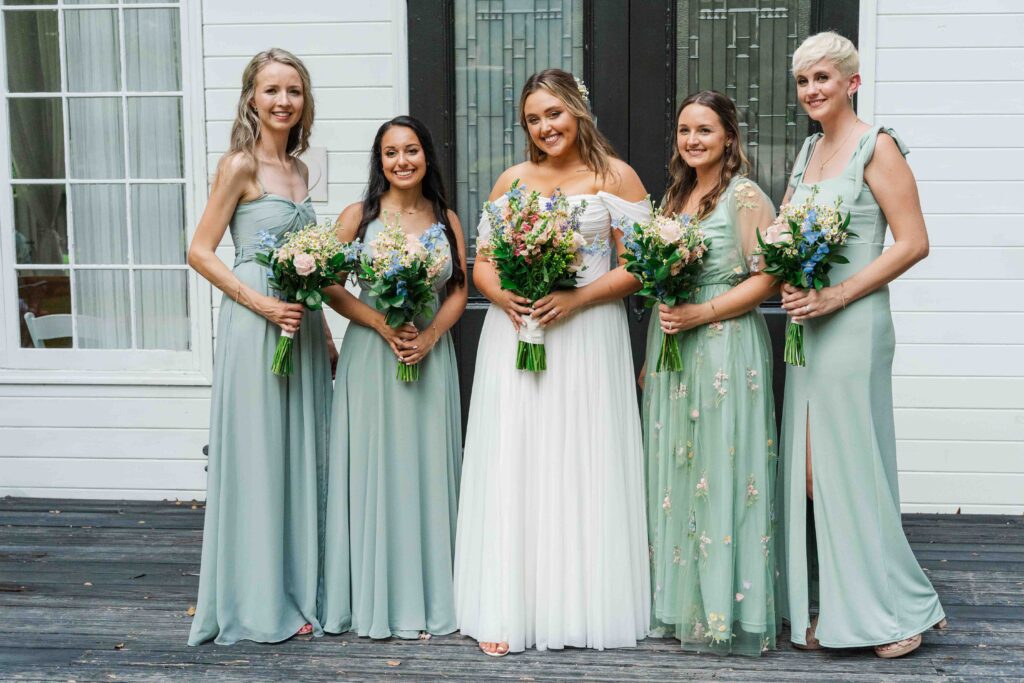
[839,282,848,309]
[709,300,719,319]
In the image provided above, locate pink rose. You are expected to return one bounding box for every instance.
[293,253,316,276]
[405,233,428,259]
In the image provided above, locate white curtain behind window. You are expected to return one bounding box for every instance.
[64,8,187,350]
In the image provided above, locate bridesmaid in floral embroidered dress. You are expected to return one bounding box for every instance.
[186,48,334,646]
[776,32,944,658]
[645,90,780,656]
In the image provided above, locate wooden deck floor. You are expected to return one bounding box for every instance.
[1,497,1022,682]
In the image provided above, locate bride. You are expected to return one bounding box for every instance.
[454,68,651,656]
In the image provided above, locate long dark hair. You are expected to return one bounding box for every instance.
[662,90,750,219]
[357,115,464,287]
[519,68,617,179]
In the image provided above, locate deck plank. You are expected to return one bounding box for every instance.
[2,497,1023,681]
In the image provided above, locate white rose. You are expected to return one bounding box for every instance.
[655,216,682,244]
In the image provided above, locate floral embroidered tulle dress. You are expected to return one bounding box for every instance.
[778,126,944,648]
[644,176,780,656]
[321,218,461,639]
[188,188,332,646]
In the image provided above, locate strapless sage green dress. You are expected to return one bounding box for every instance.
[778,126,945,648]
[321,218,461,638]
[188,192,332,646]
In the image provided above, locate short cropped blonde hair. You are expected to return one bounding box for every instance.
[792,31,859,77]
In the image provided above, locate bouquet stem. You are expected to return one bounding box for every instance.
[515,316,547,372]
[656,332,683,372]
[271,330,295,376]
[784,319,805,366]
[396,361,420,382]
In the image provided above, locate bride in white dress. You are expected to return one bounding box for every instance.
[454,68,652,656]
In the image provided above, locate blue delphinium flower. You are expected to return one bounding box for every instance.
[396,279,408,297]
[256,229,278,249]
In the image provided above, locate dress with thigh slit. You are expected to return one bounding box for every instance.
[778,126,945,649]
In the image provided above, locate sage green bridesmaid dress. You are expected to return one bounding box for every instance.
[644,176,780,656]
[321,218,461,638]
[188,190,332,646]
[779,126,945,648]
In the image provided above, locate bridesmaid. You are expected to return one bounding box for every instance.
[321,116,467,639]
[645,91,780,656]
[186,48,333,645]
[777,32,945,658]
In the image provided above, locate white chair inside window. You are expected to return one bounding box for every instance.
[23,312,106,348]
[23,312,72,348]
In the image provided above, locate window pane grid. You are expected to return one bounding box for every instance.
[4,1,188,351]
[2,4,181,10]
[8,91,185,97]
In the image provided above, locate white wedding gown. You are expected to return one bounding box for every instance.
[454,192,652,652]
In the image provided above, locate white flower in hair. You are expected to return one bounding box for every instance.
[574,75,590,107]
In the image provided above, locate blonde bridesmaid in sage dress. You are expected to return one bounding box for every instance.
[186,49,334,646]
[776,32,945,658]
[321,116,467,639]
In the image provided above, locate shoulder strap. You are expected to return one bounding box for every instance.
[788,134,820,188]
[854,125,910,195]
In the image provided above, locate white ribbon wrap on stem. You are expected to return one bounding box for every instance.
[517,315,545,344]
[280,329,295,339]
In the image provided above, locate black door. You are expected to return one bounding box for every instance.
[408,0,858,429]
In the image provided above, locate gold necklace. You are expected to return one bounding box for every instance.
[382,203,427,216]
[817,123,859,175]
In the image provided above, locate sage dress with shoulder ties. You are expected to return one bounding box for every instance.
[321,218,461,639]
[644,176,780,656]
[778,126,945,649]
[188,189,332,646]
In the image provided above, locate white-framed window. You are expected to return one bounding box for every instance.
[0,0,209,381]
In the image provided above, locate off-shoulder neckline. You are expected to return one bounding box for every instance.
[491,190,644,203]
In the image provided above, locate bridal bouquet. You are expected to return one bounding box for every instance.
[478,180,587,371]
[355,216,449,382]
[756,187,854,366]
[619,207,709,372]
[254,222,352,376]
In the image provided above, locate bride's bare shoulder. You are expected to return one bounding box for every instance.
[599,158,646,202]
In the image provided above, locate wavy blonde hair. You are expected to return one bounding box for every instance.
[518,69,617,179]
[229,48,314,161]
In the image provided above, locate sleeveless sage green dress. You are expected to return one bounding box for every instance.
[779,126,945,648]
[644,177,780,656]
[188,191,332,646]
[321,218,461,639]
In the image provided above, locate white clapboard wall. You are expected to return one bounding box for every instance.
[0,1,406,500]
[859,0,1024,513]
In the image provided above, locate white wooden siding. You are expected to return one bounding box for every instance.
[0,0,408,501]
[862,1,1024,513]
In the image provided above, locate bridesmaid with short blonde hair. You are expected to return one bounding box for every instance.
[776,31,945,658]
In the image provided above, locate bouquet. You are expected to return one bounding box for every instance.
[756,187,855,366]
[478,180,587,371]
[355,215,450,382]
[254,223,352,376]
[619,206,709,372]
